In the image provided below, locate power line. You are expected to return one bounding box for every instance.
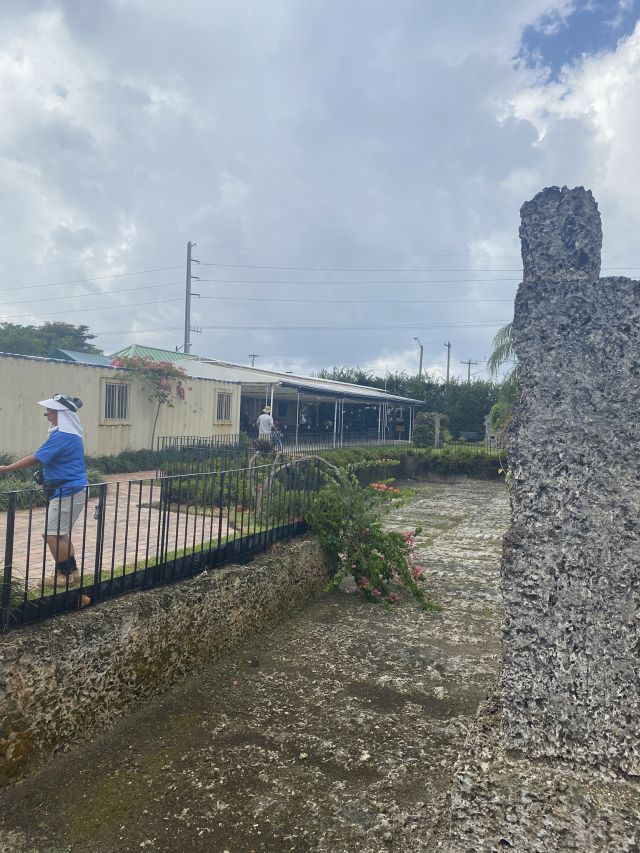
[199,321,508,331]
[199,261,525,272]
[1,248,185,271]
[197,277,520,285]
[0,297,182,321]
[0,282,182,307]
[197,295,513,305]
[198,261,640,273]
[0,266,184,295]
[196,242,640,258]
[256,341,443,357]
[0,286,512,310]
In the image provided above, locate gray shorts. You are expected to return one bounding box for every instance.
[44,490,87,537]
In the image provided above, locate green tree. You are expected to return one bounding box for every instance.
[111,356,189,448]
[487,322,517,404]
[0,322,102,357]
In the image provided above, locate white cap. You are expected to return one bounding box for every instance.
[38,394,81,412]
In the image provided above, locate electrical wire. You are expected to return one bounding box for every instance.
[1,248,185,271]
[198,261,525,272]
[0,282,183,307]
[196,277,520,285]
[0,297,182,321]
[196,295,513,304]
[197,243,640,258]
[199,321,508,331]
[198,261,640,273]
[0,266,184,295]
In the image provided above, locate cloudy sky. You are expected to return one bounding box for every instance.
[1,0,639,380]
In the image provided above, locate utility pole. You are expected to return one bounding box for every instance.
[413,337,423,378]
[444,341,451,383]
[248,353,260,367]
[184,241,199,355]
[460,359,477,383]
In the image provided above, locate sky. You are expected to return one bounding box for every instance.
[1,0,639,382]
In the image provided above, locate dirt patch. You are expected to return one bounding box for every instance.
[0,480,509,853]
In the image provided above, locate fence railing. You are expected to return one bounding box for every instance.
[275,430,412,453]
[0,458,321,633]
[435,440,502,455]
[156,431,412,477]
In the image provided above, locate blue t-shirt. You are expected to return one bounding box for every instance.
[34,430,88,497]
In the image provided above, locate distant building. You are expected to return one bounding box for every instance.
[48,348,113,367]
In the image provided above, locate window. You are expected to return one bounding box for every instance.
[216,391,232,422]
[277,401,288,417]
[104,382,130,421]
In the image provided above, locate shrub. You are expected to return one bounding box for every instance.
[306,467,438,610]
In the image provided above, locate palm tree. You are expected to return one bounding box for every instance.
[487,322,517,404]
[487,322,517,435]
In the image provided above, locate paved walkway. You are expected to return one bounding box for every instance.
[0,480,509,853]
[1,472,238,589]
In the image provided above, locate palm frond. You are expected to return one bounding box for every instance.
[487,322,515,377]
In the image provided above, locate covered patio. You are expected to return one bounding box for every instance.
[183,357,422,449]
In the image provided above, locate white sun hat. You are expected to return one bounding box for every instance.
[37,393,82,412]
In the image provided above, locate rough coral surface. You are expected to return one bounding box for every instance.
[505,186,640,773]
[0,537,330,786]
[0,480,508,852]
[450,186,640,852]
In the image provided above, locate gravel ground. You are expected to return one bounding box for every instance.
[0,480,509,853]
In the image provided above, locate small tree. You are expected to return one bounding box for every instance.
[111,356,189,448]
[412,411,444,448]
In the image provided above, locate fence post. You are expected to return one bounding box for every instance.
[92,483,108,603]
[217,472,225,548]
[1,492,17,632]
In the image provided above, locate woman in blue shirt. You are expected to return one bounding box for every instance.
[0,394,88,584]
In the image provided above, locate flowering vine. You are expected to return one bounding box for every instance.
[306,466,438,610]
[111,356,189,448]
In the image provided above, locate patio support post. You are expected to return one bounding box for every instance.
[333,400,338,448]
[295,390,300,450]
[408,406,413,443]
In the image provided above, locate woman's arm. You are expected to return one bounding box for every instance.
[0,454,38,475]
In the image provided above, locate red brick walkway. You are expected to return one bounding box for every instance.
[1,472,240,591]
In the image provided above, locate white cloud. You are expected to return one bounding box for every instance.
[0,1,638,380]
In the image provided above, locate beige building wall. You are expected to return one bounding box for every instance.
[0,355,241,457]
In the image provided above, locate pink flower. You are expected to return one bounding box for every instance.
[387,592,399,604]
[358,576,369,588]
[372,588,382,598]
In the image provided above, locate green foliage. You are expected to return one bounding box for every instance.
[488,322,518,406]
[313,366,500,437]
[412,411,443,448]
[306,467,437,610]
[111,356,189,448]
[489,402,512,433]
[85,448,163,474]
[315,445,503,481]
[0,321,102,357]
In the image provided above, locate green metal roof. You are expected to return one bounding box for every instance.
[49,348,113,366]
[109,344,193,364]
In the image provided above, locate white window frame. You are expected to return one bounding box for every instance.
[101,379,131,424]
[215,391,232,423]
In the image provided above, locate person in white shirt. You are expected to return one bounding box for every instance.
[256,405,274,450]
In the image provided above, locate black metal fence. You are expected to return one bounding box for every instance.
[0,458,321,633]
[435,440,501,455]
